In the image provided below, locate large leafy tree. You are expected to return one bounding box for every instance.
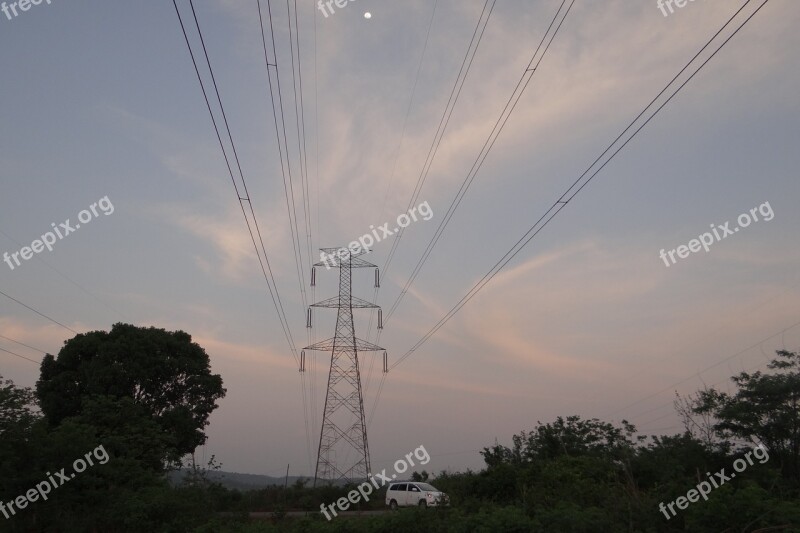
[36,323,226,468]
[0,376,37,434]
[0,377,41,514]
[484,415,639,465]
[693,350,800,480]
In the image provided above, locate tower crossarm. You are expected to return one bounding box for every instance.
[313,256,378,269]
[303,337,385,352]
[310,296,380,309]
[313,247,378,269]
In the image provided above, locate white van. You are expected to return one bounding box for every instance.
[385,481,449,509]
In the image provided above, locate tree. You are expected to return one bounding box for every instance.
[36,323,226,468]
[0,376,38,435]
[674,389,724,450]
[692,350,800,480]
[498,415,639,463]
[0,376,42,524]
[411,470,429,482]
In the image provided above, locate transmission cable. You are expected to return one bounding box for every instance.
[366,0,491,419]
[606,315,800,421]
[380,0,497,284]
[366,0,495,400]
[391,0,769,370]
[363,0,439,393]
[287,0,314,283]
[0,346,39,365]
[0,289,78,335]
[0,333,48,354]
[0,229,134,323]
[370,2,570,422]
[385,0,572,324]
[257,0,310,317]
[257,0,314,469]
[176,0,315,469]
[172,0,299,362]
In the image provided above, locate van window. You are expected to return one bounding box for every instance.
[409,485,420,492]
[392,483,407,491]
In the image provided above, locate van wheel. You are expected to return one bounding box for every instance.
[418,500,427,508]
[389,500,398,510]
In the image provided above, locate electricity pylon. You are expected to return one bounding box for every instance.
[301,247,387,486]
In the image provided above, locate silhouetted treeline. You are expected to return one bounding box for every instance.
[2,325,799,531]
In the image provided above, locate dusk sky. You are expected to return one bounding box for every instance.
[1,0,798,479]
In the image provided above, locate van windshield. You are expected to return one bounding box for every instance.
[414,483,438,492]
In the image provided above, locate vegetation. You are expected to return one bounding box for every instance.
[1,324,799,531]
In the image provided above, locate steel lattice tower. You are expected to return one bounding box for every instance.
[301,247,386,486]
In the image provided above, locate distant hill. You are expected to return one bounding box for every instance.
[167,470,346,491]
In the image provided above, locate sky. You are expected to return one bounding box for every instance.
[1,0,798,479]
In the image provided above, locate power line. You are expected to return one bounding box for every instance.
[366,0,496,425]
[257,0,314,470]
[635,355,773,431]
[598,274,800,396]
[0,289,78,335]
[606,317,800,421]
[384,0,573,324]
[0,333,48,354]
[371,0,570,428]
[288,0,314,289]
[285,0,314,473]
[0,346,39,365]
[366,0,495,404]
[390,0,769,370]
[0,229,134,323]
[310,0,321,449]
[625,335,794,425]
[176,0,314,469]
[363,0,440,394]
[172,0,299,362]
[376,0,440,230]
[257,0,310,317]
[380,0,497,284]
